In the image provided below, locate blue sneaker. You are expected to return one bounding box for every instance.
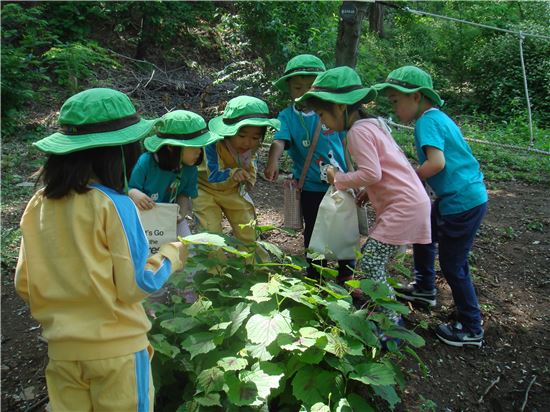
[435,321,484,348]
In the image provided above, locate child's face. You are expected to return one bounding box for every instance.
[227,125,264,153]
[387,90,420,124]
[288,75,316,100]
[315,105,344,132]
[180,147,202,166]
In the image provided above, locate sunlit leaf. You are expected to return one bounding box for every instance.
[246,310,292,346]
[217,356,248,372]
[181,332,217,359]
[197,367,224,393]
[160,317,201,334]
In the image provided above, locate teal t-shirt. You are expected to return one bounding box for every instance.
[275,105,348,192]
[129,152,198,202]
[415,109,488,215]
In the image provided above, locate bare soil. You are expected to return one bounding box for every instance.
[3,170,549,411]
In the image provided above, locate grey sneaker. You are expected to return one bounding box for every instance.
[395,281,437,307]
[435,321,484,348]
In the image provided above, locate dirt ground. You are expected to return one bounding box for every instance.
[2,168,549,411]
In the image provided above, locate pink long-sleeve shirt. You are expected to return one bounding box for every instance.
[334,119,431,245]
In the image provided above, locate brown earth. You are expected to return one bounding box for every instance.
[2,167,549,411]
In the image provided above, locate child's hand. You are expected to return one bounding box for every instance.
[264,161,279,182]
[129,188,155,210]
[326,165,336,185]
[233,169,251,183]
[356,188,369,207]
[171,241,188,263]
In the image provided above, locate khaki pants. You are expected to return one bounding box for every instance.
[193,188,256,243]
[45,346,154,412]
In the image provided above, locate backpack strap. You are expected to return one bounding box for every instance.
[297,120,322,190]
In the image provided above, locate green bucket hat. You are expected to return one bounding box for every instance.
[34,88,155,154]
[208,95,280,137]
[144,110,222,152]
[372,66,444,106]
[273,54,326,93]
[295,66,377,106]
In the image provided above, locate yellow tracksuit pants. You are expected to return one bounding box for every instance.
[45,346,154,412]
[193,188,256,243]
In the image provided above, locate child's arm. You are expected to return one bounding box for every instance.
[128,188,155,210]
[417,146,445,180]
[264,140,285,182]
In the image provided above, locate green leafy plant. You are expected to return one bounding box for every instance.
[147,232,425,411]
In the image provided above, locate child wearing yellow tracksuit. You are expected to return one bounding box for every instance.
[15,88,187,412]
[193,95,280,243]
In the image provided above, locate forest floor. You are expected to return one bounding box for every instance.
[2,166,549,412]
[1,60,549,411]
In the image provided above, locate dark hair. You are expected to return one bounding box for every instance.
[156,145,182,171]
[305,97,376,121]
[40,142,141,198]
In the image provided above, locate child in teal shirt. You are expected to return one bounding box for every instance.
[374,66,488,348]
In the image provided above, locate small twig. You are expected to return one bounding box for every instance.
[520,375,537,412]
[23,395,49,412]
[476,245,514,264]
[477,375,500,404]
[144,69,156,88]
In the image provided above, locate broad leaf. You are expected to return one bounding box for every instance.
[197,367,224,393]
[183,298,212,317]
[240,365,283,400]
[311,402,331,412]
[372,384,400,410]
[181,332,217,359]
[160,317,201,334]
[209,321,232,331]
[229,302,251,337]
[195,392,222,407]
[224,372,258,406]
[334,398,353,412]
[349,362,396,386]
[149,334,180,358]
[359,279,391,301]
[292,366,336,406]
[384,326,425,348]
[246,310,292,346]
[347,393,376,412]
[217,356,248,372]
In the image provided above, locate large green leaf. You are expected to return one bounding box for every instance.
[327,302,377,346]
[349,362,396,386]
[246,310,292,346]
[240,364,284,400]
[217,356,248,372]
[372,384,400,410]
[225,372,258,406]
[197,367,225,393]
[359,279,391,301]
[245,342,275,361]
[347,393,376,412]
[181,332,217,359]
[298,346,324,364]
[384,326,425,348]
[195,392,222,407]
[334,398,353,412]
[160,317,201,334]
[149,334,180,358]
[183,298,212,317]
[310,402,331,412]
[292,366,336,406]
[229,302,251,337]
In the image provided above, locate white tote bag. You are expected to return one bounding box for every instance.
[139,203,179,256]
[308,186,360,260]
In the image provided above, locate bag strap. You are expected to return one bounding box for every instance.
[297,120,322,190]
[344,139,355,172]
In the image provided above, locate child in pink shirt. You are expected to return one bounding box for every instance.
[297,67,431,326]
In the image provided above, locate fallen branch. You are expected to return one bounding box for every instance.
[23,395,49,412]
[477,375,500,404]
[520,375,537,412]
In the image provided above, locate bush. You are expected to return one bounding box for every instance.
[148,232,425,411]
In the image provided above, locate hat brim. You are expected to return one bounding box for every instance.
[208,116,281,137]
[373,83,444,106]
[273,70,325,93]
[296,87,377,106]
[144,130,223,152]
[33,118,156,154]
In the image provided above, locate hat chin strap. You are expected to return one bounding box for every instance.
[121,147,128,194]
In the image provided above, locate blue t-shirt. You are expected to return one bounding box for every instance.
[415,109,488,215]
[275,105,348,192]
[129,152,198,202]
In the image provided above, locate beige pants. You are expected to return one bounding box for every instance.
[193,188,256,243]
[45,346,154,412]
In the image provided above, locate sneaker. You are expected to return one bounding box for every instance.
[395,281,437,307]
[435,321,484,348]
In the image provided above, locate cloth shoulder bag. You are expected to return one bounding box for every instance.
[283,120,322,229]
[308,185,360,260]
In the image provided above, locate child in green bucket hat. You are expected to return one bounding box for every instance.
[194,95,280,243]
[374,65,488,348]
[129,110,222,237]
[297,66,432,345]
[266,54,355,280]
[15,88,187,411]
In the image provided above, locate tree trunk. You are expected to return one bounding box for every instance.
[368,2,385,38]
[335,1,370,68]
[135,12,153,60]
